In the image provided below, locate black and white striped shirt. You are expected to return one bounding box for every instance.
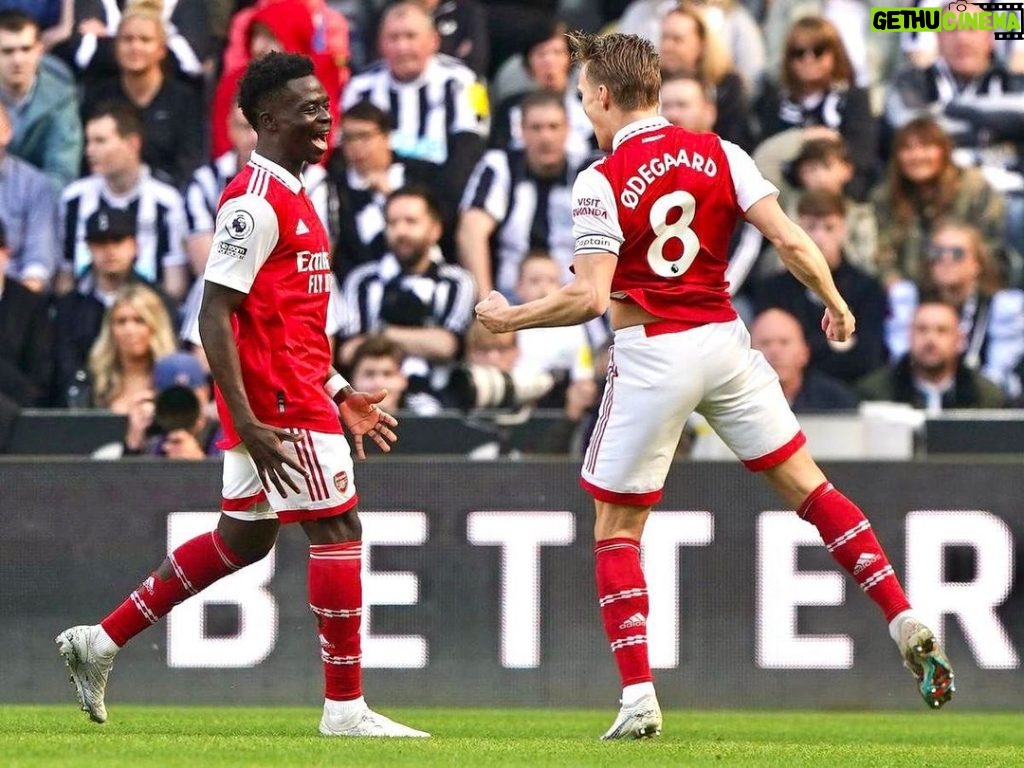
[338,247,475,381]
[60,167,188,283]
[343,54,487,166]
[326,155,439,273]
[460,148,579,295]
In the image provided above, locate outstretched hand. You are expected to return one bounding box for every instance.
[339,389,399,459]
[475,290,513,333]
[821,305,856,342]
[237,419,308,497]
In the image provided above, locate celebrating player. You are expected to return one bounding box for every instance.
[56,53,429,739]
[476,32,955,739]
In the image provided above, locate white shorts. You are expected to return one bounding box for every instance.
[221,428,358,524]
[581,318,804,506]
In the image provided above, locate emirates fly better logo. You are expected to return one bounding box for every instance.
[872,2,1024,35]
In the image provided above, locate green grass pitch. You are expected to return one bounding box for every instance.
[2,705,1023,767]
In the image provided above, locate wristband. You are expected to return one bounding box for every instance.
[325,373,350,402]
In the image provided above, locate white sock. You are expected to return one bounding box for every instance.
[324,695,366,719]
[622,682,656,705]
[94,625,119,657]
[888,610,916,643]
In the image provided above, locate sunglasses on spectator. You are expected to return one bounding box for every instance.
[789,43,829,60]
[926,244,969,262]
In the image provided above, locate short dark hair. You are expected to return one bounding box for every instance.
[237,52,315,129]
[385,184,442,223]
[519,89,567,121]
[87,101,144,139]
[797,188,846,219]
[662,74,716,104]
[343,100,392,133]
[0,9,39,36]
[794,137,851,170]
[350,334,405,375]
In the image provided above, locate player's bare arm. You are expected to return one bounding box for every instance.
[744,195,855,342]
[325,366,398,460]
[475,251,616,333]
[199,280,308,496]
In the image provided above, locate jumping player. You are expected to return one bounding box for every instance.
[476,32,955,739]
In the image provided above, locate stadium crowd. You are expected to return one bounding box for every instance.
[0,0,1022,457]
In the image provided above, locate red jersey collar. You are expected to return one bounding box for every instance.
[249,151,303,194]
[611,116,670,152]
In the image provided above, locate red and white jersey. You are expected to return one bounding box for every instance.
[204,151,339,448]
[572,116,777,328]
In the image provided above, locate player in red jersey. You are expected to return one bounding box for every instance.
[56,53,429,738]
[476,32,955,738]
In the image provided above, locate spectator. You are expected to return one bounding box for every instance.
[50,0,210,86]
[513,250,597,412]
[347,333,412,414]
[659,75,717,133]
[455,318,588,454]
[755,16,876,199]
[856,300,1006,412]
[0,102,59,292]
[871,117,1005,286]
[753,189,887,383]
[0,9,82,191]
[337,185,476,406]
[489,19,595,158]
[343,1,488,196]
[753,136,877,273]
[326,100,439,276]
[210,0,345,159]
[221,0,350,76]
[59,101,190,301]
[53,207,178,406]
[616,0,766,93]
[886,221,1024,398]
[86,282,177,416]
[458,91,582,299]
[81,1,205,189]
[751,307,857,411]
[659,3,752,148]
[422,0,489,77]
[884,4,1024,199]
[761,0,884,91]
[0,218,53,407]
[124,351,221,458]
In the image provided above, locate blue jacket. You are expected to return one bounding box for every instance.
[4,60,83,191]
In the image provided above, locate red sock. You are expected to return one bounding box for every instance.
[799,482,911,621]
[595,538,652,687]
[100,531,244,646]
[309,541,363,701]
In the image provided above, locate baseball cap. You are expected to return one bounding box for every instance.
[153,352,208,392]
[85,208,137,243]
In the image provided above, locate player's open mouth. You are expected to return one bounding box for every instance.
[311,132,330,151]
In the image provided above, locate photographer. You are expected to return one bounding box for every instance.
[124,352,221,459]
[337,186,476,408]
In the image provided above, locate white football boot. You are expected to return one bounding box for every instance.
[319,706,430,737]
[55,625,117,723]
[601,692,662,740]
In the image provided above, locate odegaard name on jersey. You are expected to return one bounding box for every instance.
[620,148,718,210]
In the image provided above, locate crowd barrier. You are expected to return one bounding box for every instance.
[6,408,1024,456]
[1,459,1022,709]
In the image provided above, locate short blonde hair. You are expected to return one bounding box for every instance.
[567,30,661,111]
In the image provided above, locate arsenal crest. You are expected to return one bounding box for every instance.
[333,471,348,494]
